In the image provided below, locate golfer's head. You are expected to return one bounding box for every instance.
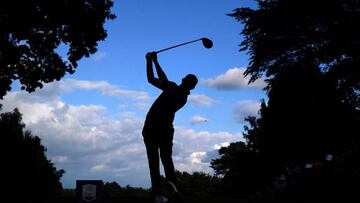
[182,74,198,90]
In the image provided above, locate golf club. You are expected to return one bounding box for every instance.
[155,37,213,54]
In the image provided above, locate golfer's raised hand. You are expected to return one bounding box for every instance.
[146,52,152,61]
[150,52,158,61]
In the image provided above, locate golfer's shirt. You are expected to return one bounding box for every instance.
[145,81,189,128]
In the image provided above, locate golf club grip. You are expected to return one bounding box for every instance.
[155,39,201,54]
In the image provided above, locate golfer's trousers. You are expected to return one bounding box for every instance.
[142,125,176,195]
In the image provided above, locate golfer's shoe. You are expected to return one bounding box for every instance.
[167,181,180,193]
[154,195,168,203]
[167,181,182,202]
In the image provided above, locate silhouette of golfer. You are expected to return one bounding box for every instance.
[142,52,198,202]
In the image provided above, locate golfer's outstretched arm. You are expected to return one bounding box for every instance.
[146,52,163,89]
[152,52,168,81]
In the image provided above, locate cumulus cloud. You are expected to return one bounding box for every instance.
[175,151,210,173]
[202,67,266,90]
[4,78,150,102]
[188,94,216,106]
[172,127,244,173]
[1,80,149,186]
[190,152,207,164]
[234,100,261,123]
[191,115,208,125]
[175,127,237,141]
[214,142,230,150]
[0,80,244,188]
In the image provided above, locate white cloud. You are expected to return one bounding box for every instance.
[4,78,149,105]
[191,115,208,125]
[0,80,244,188]
[234,100,261,123]
[52,156,69,163]
[188,94,216,106]
[176,152,210,173]
[175,127,241,142]
[92,51,106,61]
[1,81,148,186]
[190,152,207,164]
[213,142,230,150]
[91,164,108,172]
[202,67,266,90]
[172,127,244,173]
[65,79,149,100]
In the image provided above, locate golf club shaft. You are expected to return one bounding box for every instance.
[155,38,202,54]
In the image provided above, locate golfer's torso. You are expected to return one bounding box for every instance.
[146,82,188,126]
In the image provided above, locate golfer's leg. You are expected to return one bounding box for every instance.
[144,138,161,195]
[160,137,176,183]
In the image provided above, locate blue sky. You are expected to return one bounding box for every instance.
[1,0,267,188]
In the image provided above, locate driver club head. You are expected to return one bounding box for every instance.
[201,38,213,49]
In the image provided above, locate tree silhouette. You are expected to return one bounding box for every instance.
[229,0,359,107]
[211,141,267,198]
[212,0,360,200]
[171,171,222,198]
[103,181,150,197]
[1,107,64,202]
[232,0,360,170]
[0,0,116,98]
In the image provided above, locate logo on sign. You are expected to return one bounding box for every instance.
[82,184,97,202]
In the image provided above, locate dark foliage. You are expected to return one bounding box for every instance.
[212,0,360,200]
[211,141,268,198]
[0,0,115,98]
[170,171,222,198]
[103,181,151,197]
[95,171,223,199]
[230,0,360,103]
[1,107,65,202]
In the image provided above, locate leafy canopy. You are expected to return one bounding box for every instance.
[0,0,115,98]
